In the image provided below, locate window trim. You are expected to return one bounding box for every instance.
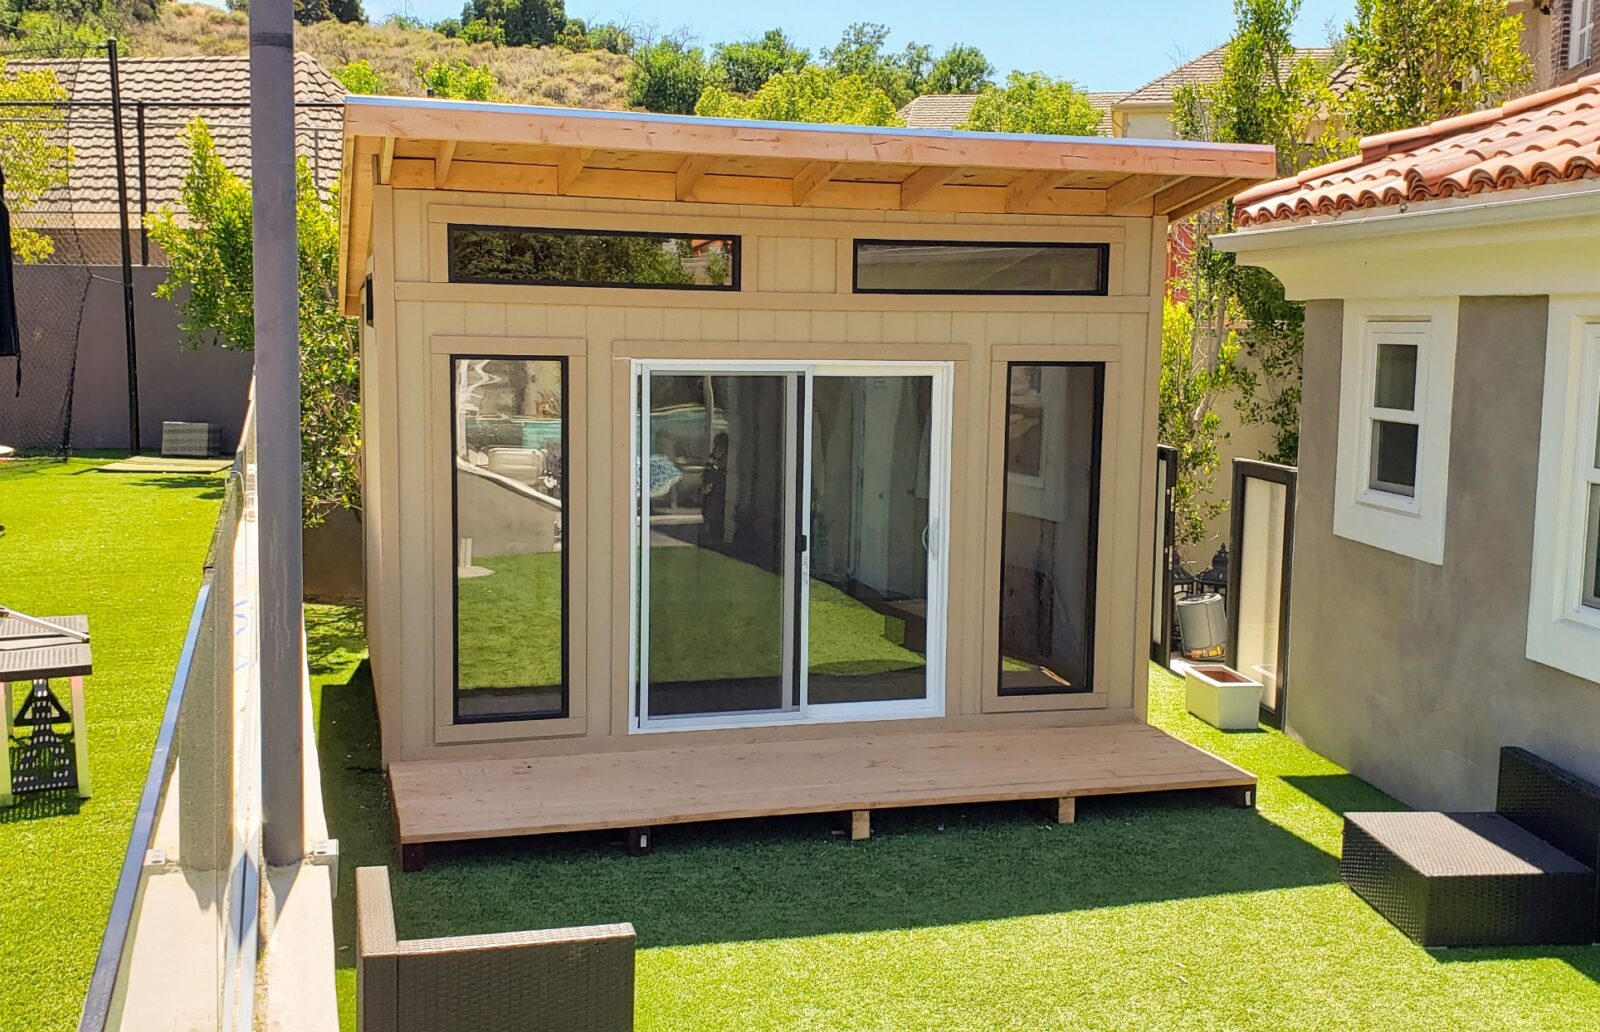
[994,361,1105,697]
[446,223,742,291]
[1570,0,1594,68]
[1334,300,1458,565]
[1527,309,1600,684]
[448,353,572,724]
[851,239,1110,296]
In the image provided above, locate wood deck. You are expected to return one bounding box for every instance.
[387,722,1256,868]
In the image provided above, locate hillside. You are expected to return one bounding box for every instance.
[124,3,631,109]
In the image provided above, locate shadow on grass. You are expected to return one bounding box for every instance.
[0,790,84,824]
[317,667,1343,963]
[1431,943,1600,984]
[1282,773,1407,819]
[124,474,228,500]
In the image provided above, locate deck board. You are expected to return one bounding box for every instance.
[388,722,1255,848]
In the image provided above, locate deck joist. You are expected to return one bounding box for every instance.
[387,722,1255,867]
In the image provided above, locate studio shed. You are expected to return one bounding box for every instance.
[337,96,1274,866]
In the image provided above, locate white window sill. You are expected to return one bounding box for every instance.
[1526,610,1600,684]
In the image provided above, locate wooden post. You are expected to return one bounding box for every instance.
[625,827,652,856]
[70,676,91,798]
[1054,797,1076,825]
[0,681,11,808]
[399,843,427,873]
[849,810,870,842]
[1219,785,1256,810]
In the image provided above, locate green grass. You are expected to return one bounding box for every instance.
[0,456,223,1032]
[309,608,1600,1031]
[459,548,923,689]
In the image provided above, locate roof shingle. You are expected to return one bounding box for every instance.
[1120,44,1339,106]
[896,91,1125,136]
[1234,72,1600,226]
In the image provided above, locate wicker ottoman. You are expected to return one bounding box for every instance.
[1341,811,1595,947]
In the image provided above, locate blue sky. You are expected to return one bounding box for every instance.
[348,0,1356,92]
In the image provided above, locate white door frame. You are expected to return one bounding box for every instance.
[630,358,953,733]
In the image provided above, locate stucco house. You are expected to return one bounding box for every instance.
[1217,72,1600,810]
[336,95,1275,866]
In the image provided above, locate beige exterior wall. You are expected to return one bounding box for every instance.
[363,185,1168,765]
[1287,297,1600,810]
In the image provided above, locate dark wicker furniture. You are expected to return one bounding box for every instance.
[1340,748,1600,948]
[356,866,636,1032]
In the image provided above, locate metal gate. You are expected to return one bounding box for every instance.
[1226,459,1296,725]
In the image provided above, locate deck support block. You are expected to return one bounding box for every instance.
[399,843,426,873]
[1218,785,1256,810]
[625,826,653,856]
[1052,797,1077,825]
[850,810,870,842]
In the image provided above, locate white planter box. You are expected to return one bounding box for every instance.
[1184,664,1263,731]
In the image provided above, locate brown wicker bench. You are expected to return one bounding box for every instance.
[1340,748,1600,947]
[356,866,636,1031]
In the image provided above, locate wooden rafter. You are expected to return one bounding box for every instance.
[1004,170,1071,213]
[434,140,457,189]
[900,165,956,208]
[557,148,593,195]
[378,136,395,185]
[1162,178,1252,219]
[1104,173,1180,215]
[675,154,714,201]
[1153,176,1242,218]
[791,161,837,206]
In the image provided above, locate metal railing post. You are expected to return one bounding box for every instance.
[250,0,306,867]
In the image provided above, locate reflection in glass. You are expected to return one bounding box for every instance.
[1370,420,1419,495]
[1373,342,1418,410]
[999,364,1101,694]
[1585,485,1600,610]
[453,358,566,721]
[855,241,1106,295]
[644,374,791,718]
[1236,477,1289,709]
[448,225,737,289]
[808,376,933,704]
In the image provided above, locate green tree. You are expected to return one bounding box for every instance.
[332,59,386,95]
[145,120,361,524]
[627,36,709,114]
[1170,0,1346,463]
[959,72,1103,135]
[1338,0,1532,136]
[0,59,71,264]
[417,59,498,100]
[711,29,810,95]
[695,66,902,126]
[327,0,363,24]
[458,0,563,47]
[924,44,993,94]
[821,23,926,107]
[434,16,461,36]
[460,16,504,45]
[1159,296,1241,546]
[293,0,329,25]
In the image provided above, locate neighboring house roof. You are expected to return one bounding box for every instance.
[1234,71,1600,226]
[896,91,1126,136]
[1119,45,1342,107]
[10,53,344,223]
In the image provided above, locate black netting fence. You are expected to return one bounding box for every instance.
[0,42,343,456]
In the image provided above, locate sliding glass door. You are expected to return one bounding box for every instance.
[634,361,949,730]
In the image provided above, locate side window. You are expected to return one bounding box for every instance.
[1334,302,1458,565]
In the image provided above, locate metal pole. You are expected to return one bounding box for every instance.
[135,101,149,266]
[250,0,305,867]
[105,39,140,453]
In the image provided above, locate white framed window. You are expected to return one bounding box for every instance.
[1334,299,1459,565]
[1527,308,1600,684]
[1571,0,1595,68]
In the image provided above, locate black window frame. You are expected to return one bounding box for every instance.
[852,239,1110,297]
[446,223,742,292]
[450,353,572,724]
[996,361,1105,697]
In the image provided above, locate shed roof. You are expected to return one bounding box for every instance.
[338,95,1276,313]
[11,53,344,226]
[897,92,1125,136]
[1234,71,1600,227]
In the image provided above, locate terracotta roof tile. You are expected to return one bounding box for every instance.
[1234,72,1600,226]
[896,91,1124,135]
[8,53,344,220]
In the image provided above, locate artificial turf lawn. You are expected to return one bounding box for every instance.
[0,457,223,1032]
[458,547,924,690]
[308,605,1600,1031]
